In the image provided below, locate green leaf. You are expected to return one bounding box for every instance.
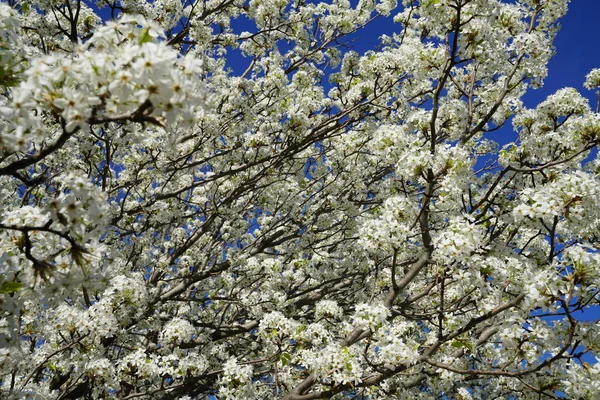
[381,138,394,147]
[280,352,291,366]
[1,281,23,294]
[138,27,153,45]
[451,339,473,352]
[425,0,441,7]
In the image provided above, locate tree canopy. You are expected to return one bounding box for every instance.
[1,0,599,399]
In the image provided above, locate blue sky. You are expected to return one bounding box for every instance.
[525,0,600,106]
[527,0,600,328]
[336,0,600,334]
[95,1,600,107]
[350,1,600,109]
[94,0,600,326]
[89,0,600,370]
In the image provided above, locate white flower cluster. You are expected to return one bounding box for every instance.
[102,274,149,317]
[2,205,50,228]
[85,358,117,387]
[563,357,600,399]
[218,357,256,400]
[0,13,203,157]
[299,322,335,345]
[248,0,288,28]
[1,0,597,398]
[259,311,301,339]
[561,244,600,285]
[0,4,24,88]
[375,0,397,16]
[158,352,208,378]
[434,217,484,264]
[315,299,343,319]
[123,0,188,30]
[384,128,473,182]
[119,349,162,380]
[513,171,600,236]
[577,323,600,358]
[47,172,109,238]
[523,270,556,308]
[507,88,592,168]
[359,195,417,253]
[51,303,85,334]
[118,348,208,383]
[43,273,148,350]
[87,14,203,125]
[535,88,590,121]
[84,300,120,340]
[160,318,195,345]
[374,322,419,368]
[1,172,112,292]
[352,303,390,331]
[584,68,600,90]
[300,344,362,385]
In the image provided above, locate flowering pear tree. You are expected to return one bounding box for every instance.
[1,0,600,398]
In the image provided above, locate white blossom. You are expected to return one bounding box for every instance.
[0,0,597,399]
